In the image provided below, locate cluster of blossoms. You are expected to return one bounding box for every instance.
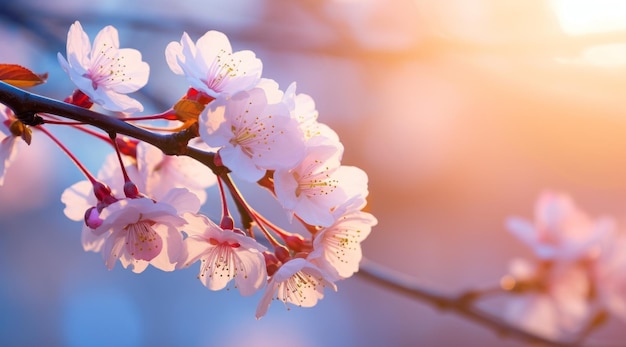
[502,191,626,338]
[0,21,377,318]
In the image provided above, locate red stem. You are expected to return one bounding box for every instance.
[36,125,98,184]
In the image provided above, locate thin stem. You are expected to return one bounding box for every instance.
[121,109,176,122]
[220,174,283,247]
[36,125,97,184]
[216,175,230,218]
[109,132,132,184]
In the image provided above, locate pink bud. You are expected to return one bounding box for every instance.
[84,206,103,229]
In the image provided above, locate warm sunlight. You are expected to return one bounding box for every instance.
[551,0,626,35]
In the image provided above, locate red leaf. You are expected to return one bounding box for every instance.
[0,64,48,87]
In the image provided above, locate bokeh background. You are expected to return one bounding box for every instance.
[1,0,626,346]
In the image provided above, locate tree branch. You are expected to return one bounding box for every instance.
[357,259,579,347]
[0,81,219,169]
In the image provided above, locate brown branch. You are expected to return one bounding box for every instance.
[0,81,218,169]
[357,259,580,347]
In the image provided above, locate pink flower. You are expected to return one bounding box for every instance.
[62,179,200,273]
[309,197,377,281]
[506,192,613,261]
[502,258,592,339]
[255,258,336,319]
[93,188,200,273]
[199,88,306,182]
[274,139,369,227]
[166,31,262,98]
[283,82,339,143]
[134,141,216,204]
[57,21,149,113]
[0,105,21,186]
[179,214,267,295]
[96,141,215,204]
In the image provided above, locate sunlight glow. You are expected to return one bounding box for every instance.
[551,0,626,35]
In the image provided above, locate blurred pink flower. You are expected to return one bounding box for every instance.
[0,104,21,186]
[57,21,149,113]
[255,258,336,319]
[179,213,267,295]
[506,191,613,261]
[504,258,592,339]
[166,30,262,98]
[95,141,215,204]
[592,232,626,320]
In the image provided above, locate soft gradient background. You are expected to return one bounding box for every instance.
[1,0,626,346]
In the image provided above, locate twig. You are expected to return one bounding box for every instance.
[357,258,579,347]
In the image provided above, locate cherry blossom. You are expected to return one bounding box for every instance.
[283,82,339,143]
[94,141,215,204]
[506,191,613,261]
[62,178,200,273]
[0,104,22,186]
[274,139,369,227]
[179,213,267,295]
[165,30,262,98]
[199,87,306,182]
[94,188,200,273]
[502,258,592,339]
[57,21,150,113]
[309,197,377,281]
[255,258,336,319]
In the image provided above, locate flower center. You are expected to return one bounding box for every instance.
[125,220,163,261]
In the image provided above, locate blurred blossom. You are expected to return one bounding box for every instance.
[503,258,591,339]
[0,105,21,186]
[506,191,614,261]
[592,232,626,320]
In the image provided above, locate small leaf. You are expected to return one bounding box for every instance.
[9,120,32,145]
[173,98,205,123]
[0,64,48,87]
[20,126,32,145]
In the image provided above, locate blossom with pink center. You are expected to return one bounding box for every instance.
[166,31,262,98]
[506,191,613,261]
[57,21,150,113]
[255,258,336,319]
[199,87,306,182]
[0,104,21,186]
[62,179,200,273]
[274,139,369,227]
[309,197,377,281]
[179,214,267,295]
[502,258,592,339]
[94,188,200,273]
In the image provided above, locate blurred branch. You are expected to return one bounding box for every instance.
[357,259,580,347]
[5,1,626,65]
